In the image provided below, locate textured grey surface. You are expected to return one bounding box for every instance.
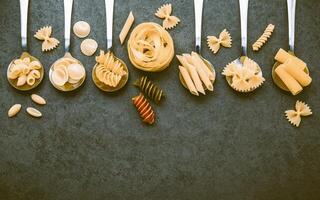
[0,0,320,199]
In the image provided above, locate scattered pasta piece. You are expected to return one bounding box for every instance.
[51,57,85,87]
[80,38,98,56]
[7,57,42,87]
[26,107,42,118]
[119,11,135,45]
[285,100,312,127]
[177,52,215,96]
[73,21,90,38]
[94,50,127,88]
[207,29,232,54]
[155,4,180,30]
[134,76,165,103]
[222,57,265,92]
[34,26,60,52]
[127,22,174,72]
[252,24,275,51]
[8,104,22,118]
[132,93,155,125]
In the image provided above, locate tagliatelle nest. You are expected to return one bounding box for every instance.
[127,22,174,72]
[34,26,60,52]
[285,100,312,127]
[222,57,265,92]
[155,4,180,30]
[207,29,232,54]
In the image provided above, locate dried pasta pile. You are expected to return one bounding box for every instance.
[177,52,215,96]
[127,22,174,72]
[274,49,312,95]
[8,57,42,87]
[51,57,85,87]
[94,50,127,88]
[222,57,265,92]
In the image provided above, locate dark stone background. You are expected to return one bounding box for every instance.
[0,0,319,199]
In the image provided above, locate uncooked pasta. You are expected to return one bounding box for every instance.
[134,76,164,103]
[132,93,155,125]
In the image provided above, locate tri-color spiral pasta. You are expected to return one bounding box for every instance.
[132,93,155,125]
[252,24,275,51]
[134,76,164,103]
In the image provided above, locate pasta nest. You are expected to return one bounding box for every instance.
[222,57,265,92]
[155,3,180,30]
[8,57,42,87]
[207,29,232,54]
[285,100,312,127]
[127,22,174,72]
[95,50,127,87]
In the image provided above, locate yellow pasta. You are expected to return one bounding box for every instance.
[155,4,180,30]
[127,22,174,72]
[222,57,265,92]
[119,11,135,45]
[207,29,232,54]
[252,24,275,51]
[283,59,312,87]
[285,100,312,127]
[34,26,60,52]
[94,51,127,87]
[7,57,42,87]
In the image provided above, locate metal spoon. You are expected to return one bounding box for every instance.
[49,0,86,92]
[179,0,216,89]
[92,0,129,92]
[272,0,309,91]
[225,0,263,92]
[7,0,44,91]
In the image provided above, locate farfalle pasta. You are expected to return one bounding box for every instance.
[94,50,127,88]
[134,76,164,104]
[222,57,265,92]
[34,26,60,52]
[127,22,174,72]
[252,24,275,51]
[285,100,312,127]
[155,4,180,30]
[7,57,42,87]
[207,29,232,54]
[132,93,155,125]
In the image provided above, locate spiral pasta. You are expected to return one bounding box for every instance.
[252,24,275,51]
[134,76,164,103]
[94,50,127,87]
[132,93,155,125]
[127,22,174,72]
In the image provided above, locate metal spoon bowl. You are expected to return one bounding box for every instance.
[49,52,86,92]
[179,57,216,90]
[226,56,263,93]
[7,52,44,91]
[92,52,129,92]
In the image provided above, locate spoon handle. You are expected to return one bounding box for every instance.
[194,0,203,53]
[287,0,296,52]
[105,0,114,50]
[239,0,248,56]
[20,0,29,51]
[64,0,73,52]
